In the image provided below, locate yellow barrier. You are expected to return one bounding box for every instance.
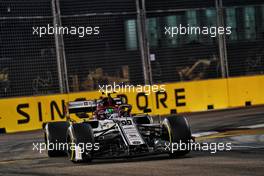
[0,94,68,133]
[0,75,263,133]
[150,78,229,114]
[227,76,264,107]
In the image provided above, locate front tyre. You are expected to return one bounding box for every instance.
[162,116,192,157]
[44,121,69,157]
[67,123,95,163]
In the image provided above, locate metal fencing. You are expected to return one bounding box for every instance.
[0,0,263,98]
[0,0,59,97]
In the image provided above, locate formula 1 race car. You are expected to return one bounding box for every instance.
[43,93,193,163]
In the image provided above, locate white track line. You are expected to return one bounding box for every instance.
[192,131,219,138]
[238,123,264,129]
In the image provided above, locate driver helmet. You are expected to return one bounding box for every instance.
[106,108,114,114]
[104,108,114,118]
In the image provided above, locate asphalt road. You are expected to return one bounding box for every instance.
[0,106,264,176]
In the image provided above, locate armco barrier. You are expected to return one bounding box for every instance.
[0,75,263,133]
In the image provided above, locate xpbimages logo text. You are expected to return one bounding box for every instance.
[32,24,100,37]
[164,141,232,154]
[32,141,100,154]
[98,82,166,95]
[164,24,232,38]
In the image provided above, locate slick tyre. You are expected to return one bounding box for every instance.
[162,116,192,157]
[67,123,95,163]
[44,121,70,157]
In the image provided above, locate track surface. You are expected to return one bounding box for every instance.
[1,106,264,176]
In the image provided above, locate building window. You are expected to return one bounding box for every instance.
[186,10,198,42]
[164,15,180,47]
[205,9,216,27]
[204,9,217,43]
[243,6,256,40]
[262,5,264,31]
[225,7,237,41]
[147,18,158,48]
[125,19,138,50]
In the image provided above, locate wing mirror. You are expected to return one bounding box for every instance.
[144,108,152,113]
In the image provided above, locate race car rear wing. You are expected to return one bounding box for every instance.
[68,100,97,114]
[68,97,124,114]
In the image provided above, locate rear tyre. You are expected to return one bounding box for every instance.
[162,116,192,157]
[44,121,69,157]
[67,123,95,163]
